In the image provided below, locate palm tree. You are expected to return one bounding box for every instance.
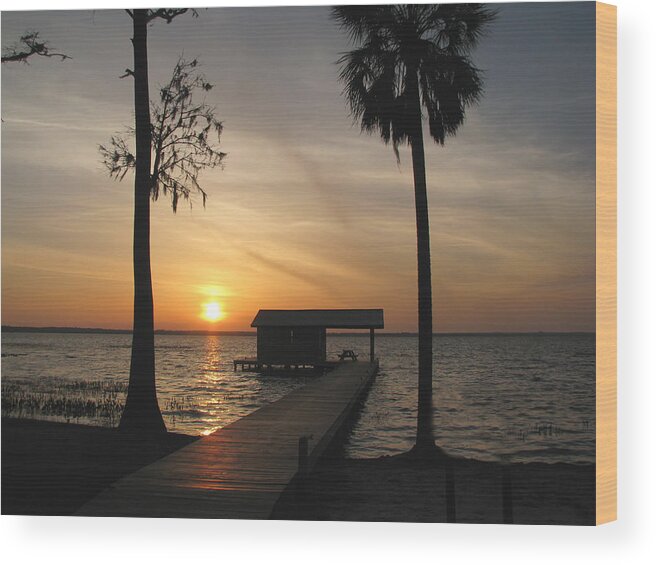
[120,8,165,434]
[333,4,495,454]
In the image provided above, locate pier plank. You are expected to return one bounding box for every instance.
[78,361,378,519]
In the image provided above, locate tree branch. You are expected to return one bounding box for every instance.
[100,57,225,213]
[1,31,70,64]
[146,8,196,24]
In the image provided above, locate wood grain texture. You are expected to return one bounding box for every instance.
[595,1,617,526]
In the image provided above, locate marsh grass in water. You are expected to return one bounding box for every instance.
[1,378,203,429]
[506,420,593,442]
[2,379,126,425]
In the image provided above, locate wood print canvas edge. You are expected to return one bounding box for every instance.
[595,0,617,526]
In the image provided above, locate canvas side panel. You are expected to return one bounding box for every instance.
[596,1,617,526]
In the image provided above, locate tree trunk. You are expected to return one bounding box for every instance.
[119,9,166,433]
[408,70,435,452]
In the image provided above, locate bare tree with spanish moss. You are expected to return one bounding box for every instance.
[101,57,225,212]
[333,3,496,456]
[102,9,225,433]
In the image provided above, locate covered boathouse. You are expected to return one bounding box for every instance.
[234,309,384,371]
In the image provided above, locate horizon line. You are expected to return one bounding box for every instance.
[1,325,595,336]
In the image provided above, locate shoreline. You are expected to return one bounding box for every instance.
[2,418,594,523]
[273,451,595,525]
[1,418,197,516]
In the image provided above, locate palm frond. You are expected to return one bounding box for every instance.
[333,3,494,151]
[419,46,483,144]
[428,4,498,54]
[331,5,396,43]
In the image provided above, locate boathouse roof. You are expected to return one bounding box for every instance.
[251,309,384,329]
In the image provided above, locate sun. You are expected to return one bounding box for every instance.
[202,301,224,322]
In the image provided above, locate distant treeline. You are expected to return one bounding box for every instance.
[2,326,593,337]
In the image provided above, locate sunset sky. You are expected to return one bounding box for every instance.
[1,3,596,333]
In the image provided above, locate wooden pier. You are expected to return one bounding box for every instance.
[77,360,379,519]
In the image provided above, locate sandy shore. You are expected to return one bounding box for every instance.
[272,451,595,525]
[2,418,594,523]
[1,418,196,515]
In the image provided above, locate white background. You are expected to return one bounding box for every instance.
[1,0,654,563]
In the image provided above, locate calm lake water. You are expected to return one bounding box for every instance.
[1,332,595,464]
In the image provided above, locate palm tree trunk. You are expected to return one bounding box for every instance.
[119,9,166,433]
[408,71,435,452]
